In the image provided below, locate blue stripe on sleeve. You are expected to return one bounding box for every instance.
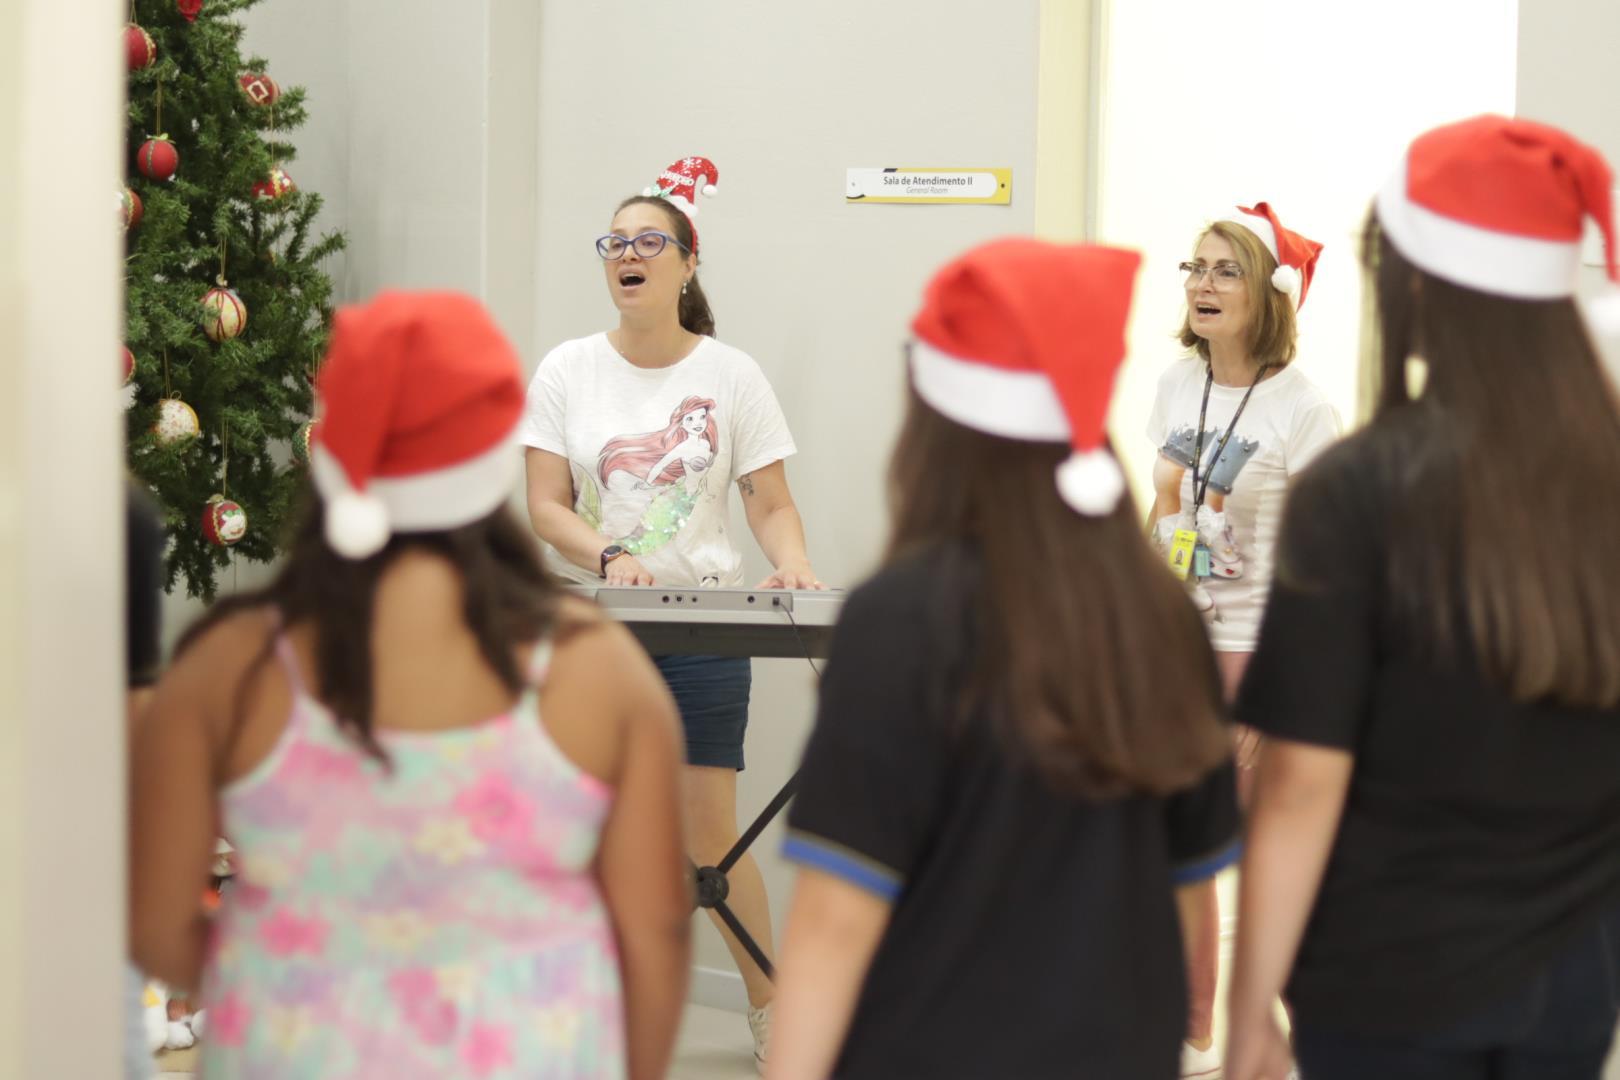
[1171,837,1244,885]
[782,833,903,901]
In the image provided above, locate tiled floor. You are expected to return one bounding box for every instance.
[144,996,1620,1079]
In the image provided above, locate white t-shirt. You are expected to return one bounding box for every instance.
[520,332,797,587]
[1146,358,1342,652]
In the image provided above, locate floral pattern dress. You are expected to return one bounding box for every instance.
[199,638,623,1079]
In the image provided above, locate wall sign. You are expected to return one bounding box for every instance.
[846,168,1012,205]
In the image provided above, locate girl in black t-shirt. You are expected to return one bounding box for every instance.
[1228,116,1620,1080]
[767,240,1241,1080]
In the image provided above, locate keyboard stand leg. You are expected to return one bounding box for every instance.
[689,769,800,984]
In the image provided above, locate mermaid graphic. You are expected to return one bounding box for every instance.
[575,395,719,557]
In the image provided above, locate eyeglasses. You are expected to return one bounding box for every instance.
[595,231,689,260]
[1180,261,1245,290]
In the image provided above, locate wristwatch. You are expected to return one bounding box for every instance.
[599,544,627,579]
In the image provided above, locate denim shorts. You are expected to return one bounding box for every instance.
[653,654,753,770]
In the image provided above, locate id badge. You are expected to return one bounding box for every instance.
[1166,527,1199,581]
[1193,543,1212,580]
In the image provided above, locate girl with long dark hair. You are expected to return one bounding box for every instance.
[768,240,1240,1080]
[1227,116,1620,1080]
[130,292,691,1080]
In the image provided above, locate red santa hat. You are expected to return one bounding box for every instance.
[310,291,525,559]
[644,155,719,228]
[909,239,1142,516]
[1213,202,1323,308]
[1375,114,1616,300]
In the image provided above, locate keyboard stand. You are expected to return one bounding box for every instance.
[569,585,842,983]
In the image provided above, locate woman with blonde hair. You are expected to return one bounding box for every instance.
[1147,203,1341,1076]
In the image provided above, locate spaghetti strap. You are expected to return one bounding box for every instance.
[526,639,555,688]
[273,634,310,699]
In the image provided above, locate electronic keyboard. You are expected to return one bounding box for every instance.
[565,585,844,659]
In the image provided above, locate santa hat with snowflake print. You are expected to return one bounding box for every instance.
[310,291,525,560]
[1214,202,1323,308]
[644,155,719,247]
[908,239,1142,516]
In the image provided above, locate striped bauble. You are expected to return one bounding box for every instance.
[201,286,247,342]
[136,136,179,182]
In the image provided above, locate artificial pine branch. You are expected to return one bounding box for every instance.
[125,0,345,599]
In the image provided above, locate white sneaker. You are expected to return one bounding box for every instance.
[1181,1039,1222,1079]
[748,1003,771,1075]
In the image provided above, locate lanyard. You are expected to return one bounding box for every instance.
[1190,363,1270,513]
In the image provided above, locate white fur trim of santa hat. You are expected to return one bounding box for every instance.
[909,338,1071,441]
[1375,155,1585,300]
[909,340,1124,515]
[311,434,521,559]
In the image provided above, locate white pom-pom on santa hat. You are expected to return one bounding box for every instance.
[1217,203,1323,308]
[701,182,717,197]
[325,490,390,559]
[1582,289,1620,356]
[1271,263,1301,296]
[1055,449,1125,516]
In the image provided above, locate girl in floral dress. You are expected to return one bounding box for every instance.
[130,291,691,1079]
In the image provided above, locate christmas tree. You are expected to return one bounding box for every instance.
[123,0,344,600]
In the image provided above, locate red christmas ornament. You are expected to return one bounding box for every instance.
[238,72,281,107]
[251,167,296,201]
[201,495,248,547]
[120,187,144,231]
[177,0,203,23]
[137,137,179,182]
[122,346,136,386]
[125,24,156,71]
[201,285,248,341]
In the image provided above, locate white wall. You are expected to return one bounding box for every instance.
[1097,0,1518,491]
[1519,12,1620,1079]
[531,0,1041,1001]
[1518,0,1620,388]
[0,0,126,1073]
[170,0,540,644]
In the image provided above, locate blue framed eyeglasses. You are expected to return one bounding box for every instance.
[595,231,689,260]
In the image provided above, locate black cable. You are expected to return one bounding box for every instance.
[781,602,823,679]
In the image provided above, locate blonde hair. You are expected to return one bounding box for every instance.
[1177,220,1299,368]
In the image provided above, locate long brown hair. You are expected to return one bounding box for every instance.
[1366,213,1620,707]
[615,195,716,337]
[886,381,1230,797]
[175,491,563,763]
[1177,220,1299,368]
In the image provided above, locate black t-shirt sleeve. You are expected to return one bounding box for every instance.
[1237,443,1380,750]
[785,572,947,901]
[1165,759,1243,884]
[127,485,164,688]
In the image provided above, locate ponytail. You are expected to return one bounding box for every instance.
[679,275,716,336]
